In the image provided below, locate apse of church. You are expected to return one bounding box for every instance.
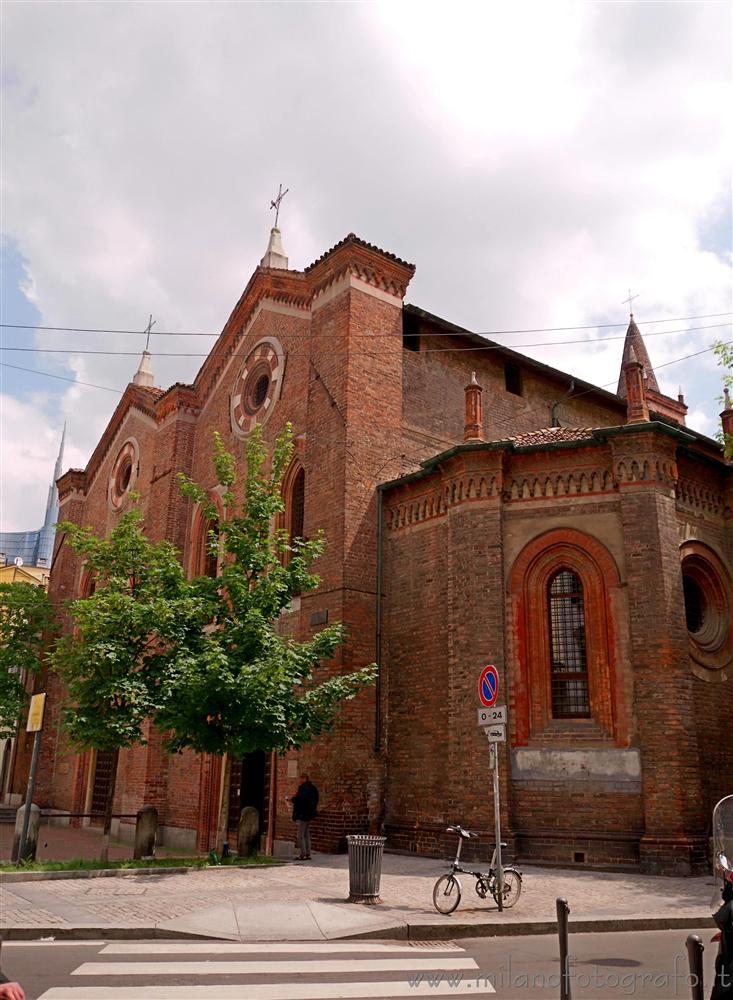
[34,227,732,874]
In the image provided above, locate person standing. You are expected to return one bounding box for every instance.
[290,774,319,860]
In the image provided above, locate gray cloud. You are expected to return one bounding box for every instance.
[1,0,730,531]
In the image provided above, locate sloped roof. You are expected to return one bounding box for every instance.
[304,232,415,274]
[507,427,597,448]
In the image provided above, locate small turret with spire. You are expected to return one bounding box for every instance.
[615,294,687,426]
[617,302,659,398]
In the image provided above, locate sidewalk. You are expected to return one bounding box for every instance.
[0,851,715,942]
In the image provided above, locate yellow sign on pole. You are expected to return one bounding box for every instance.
[26,693,46,733]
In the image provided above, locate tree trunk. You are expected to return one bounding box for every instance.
[215,754,231,853]
[100,748,120,864]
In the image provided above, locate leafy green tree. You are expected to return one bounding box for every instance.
[0,582,54,741]
[158,426,375,836]
[50,507,214,860]
[714,340,733,459]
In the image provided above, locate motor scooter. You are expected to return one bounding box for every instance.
[710,795,733,1000]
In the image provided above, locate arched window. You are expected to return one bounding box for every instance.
[202,521,219,579]
[290,468,305,543]
[508,528,625,745]
[190,503,221,580]
[548,569,590,718]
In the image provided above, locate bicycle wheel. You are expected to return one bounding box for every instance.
[491,868,522,908]
[432,873,462,914]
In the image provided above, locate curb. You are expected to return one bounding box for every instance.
[0,862,285,884]
[0,915,714,943]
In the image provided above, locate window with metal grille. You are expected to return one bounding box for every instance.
[548,569,590,718]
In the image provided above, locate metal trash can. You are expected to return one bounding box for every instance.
[346,834,386,904]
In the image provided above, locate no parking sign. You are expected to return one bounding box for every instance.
[478,664,499,707]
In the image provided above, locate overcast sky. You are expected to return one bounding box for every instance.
[1,0,731,533]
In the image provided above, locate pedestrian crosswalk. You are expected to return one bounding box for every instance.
[37,939,496,998]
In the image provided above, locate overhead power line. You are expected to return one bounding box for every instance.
[1,323,730,358]
[0,311,731,339]
[2,340,729,399]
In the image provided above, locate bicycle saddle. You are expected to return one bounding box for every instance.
[446,824,478,839]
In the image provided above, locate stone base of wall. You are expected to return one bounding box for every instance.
[384,822,520,866]
[639,835,708,876]
[302,809,371,854]
[516,829,641,868]
[158,824,197,853]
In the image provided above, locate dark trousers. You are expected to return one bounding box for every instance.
[296,819,312,857]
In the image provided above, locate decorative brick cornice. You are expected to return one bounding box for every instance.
[305,234,415,301]
[676,476,724,516]
[155,383,200,423]
[57,468,86,503]
[506,468,616,501]
[194,268,309,403]
[81,384,163,495]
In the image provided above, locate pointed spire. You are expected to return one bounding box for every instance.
[617,315,660,397]
[43,424,66,528]
[260,227,289,269]
[132,349,155,387]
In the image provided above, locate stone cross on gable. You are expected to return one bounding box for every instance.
[270,184,289,228]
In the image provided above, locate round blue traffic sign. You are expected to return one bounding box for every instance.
[478,664,499,707]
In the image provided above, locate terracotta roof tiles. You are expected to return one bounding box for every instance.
[304,233,415,273]
[506,427,597,447]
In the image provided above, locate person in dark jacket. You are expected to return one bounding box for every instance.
[290,774,319,860]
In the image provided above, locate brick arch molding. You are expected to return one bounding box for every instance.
[507,527,626,746]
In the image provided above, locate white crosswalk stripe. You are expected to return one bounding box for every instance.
[36,939,497,998]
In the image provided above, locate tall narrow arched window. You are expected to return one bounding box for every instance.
[548,569,590,718]
[290,468,305,543]
[202,521,219,579]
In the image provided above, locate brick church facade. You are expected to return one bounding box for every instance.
[31,230,733,874]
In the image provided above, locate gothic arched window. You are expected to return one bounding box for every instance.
[202,521,219,579]
[290,468,305,543]
[548,569,590,718]
[191,505,221,580]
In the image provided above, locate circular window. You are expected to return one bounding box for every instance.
[230,338,285,437]
[108,439,139,510]
[252,373,270,409]
[680,542,733,681]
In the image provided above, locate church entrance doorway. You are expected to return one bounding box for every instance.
[90,750,116,825]
[227,751,268,848]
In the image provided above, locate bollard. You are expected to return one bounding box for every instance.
[685,934,704,1000]
[556,897,571,1000]
[12,803,40,863]
[133,805,158,860]
[238,806,260,857]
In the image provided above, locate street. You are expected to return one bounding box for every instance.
[1,929,719,999]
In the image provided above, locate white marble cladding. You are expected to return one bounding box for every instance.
[511,748,641,784]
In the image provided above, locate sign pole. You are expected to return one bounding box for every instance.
[478,665,505,915]
[18,693,46,863]
[492,741,504,912]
